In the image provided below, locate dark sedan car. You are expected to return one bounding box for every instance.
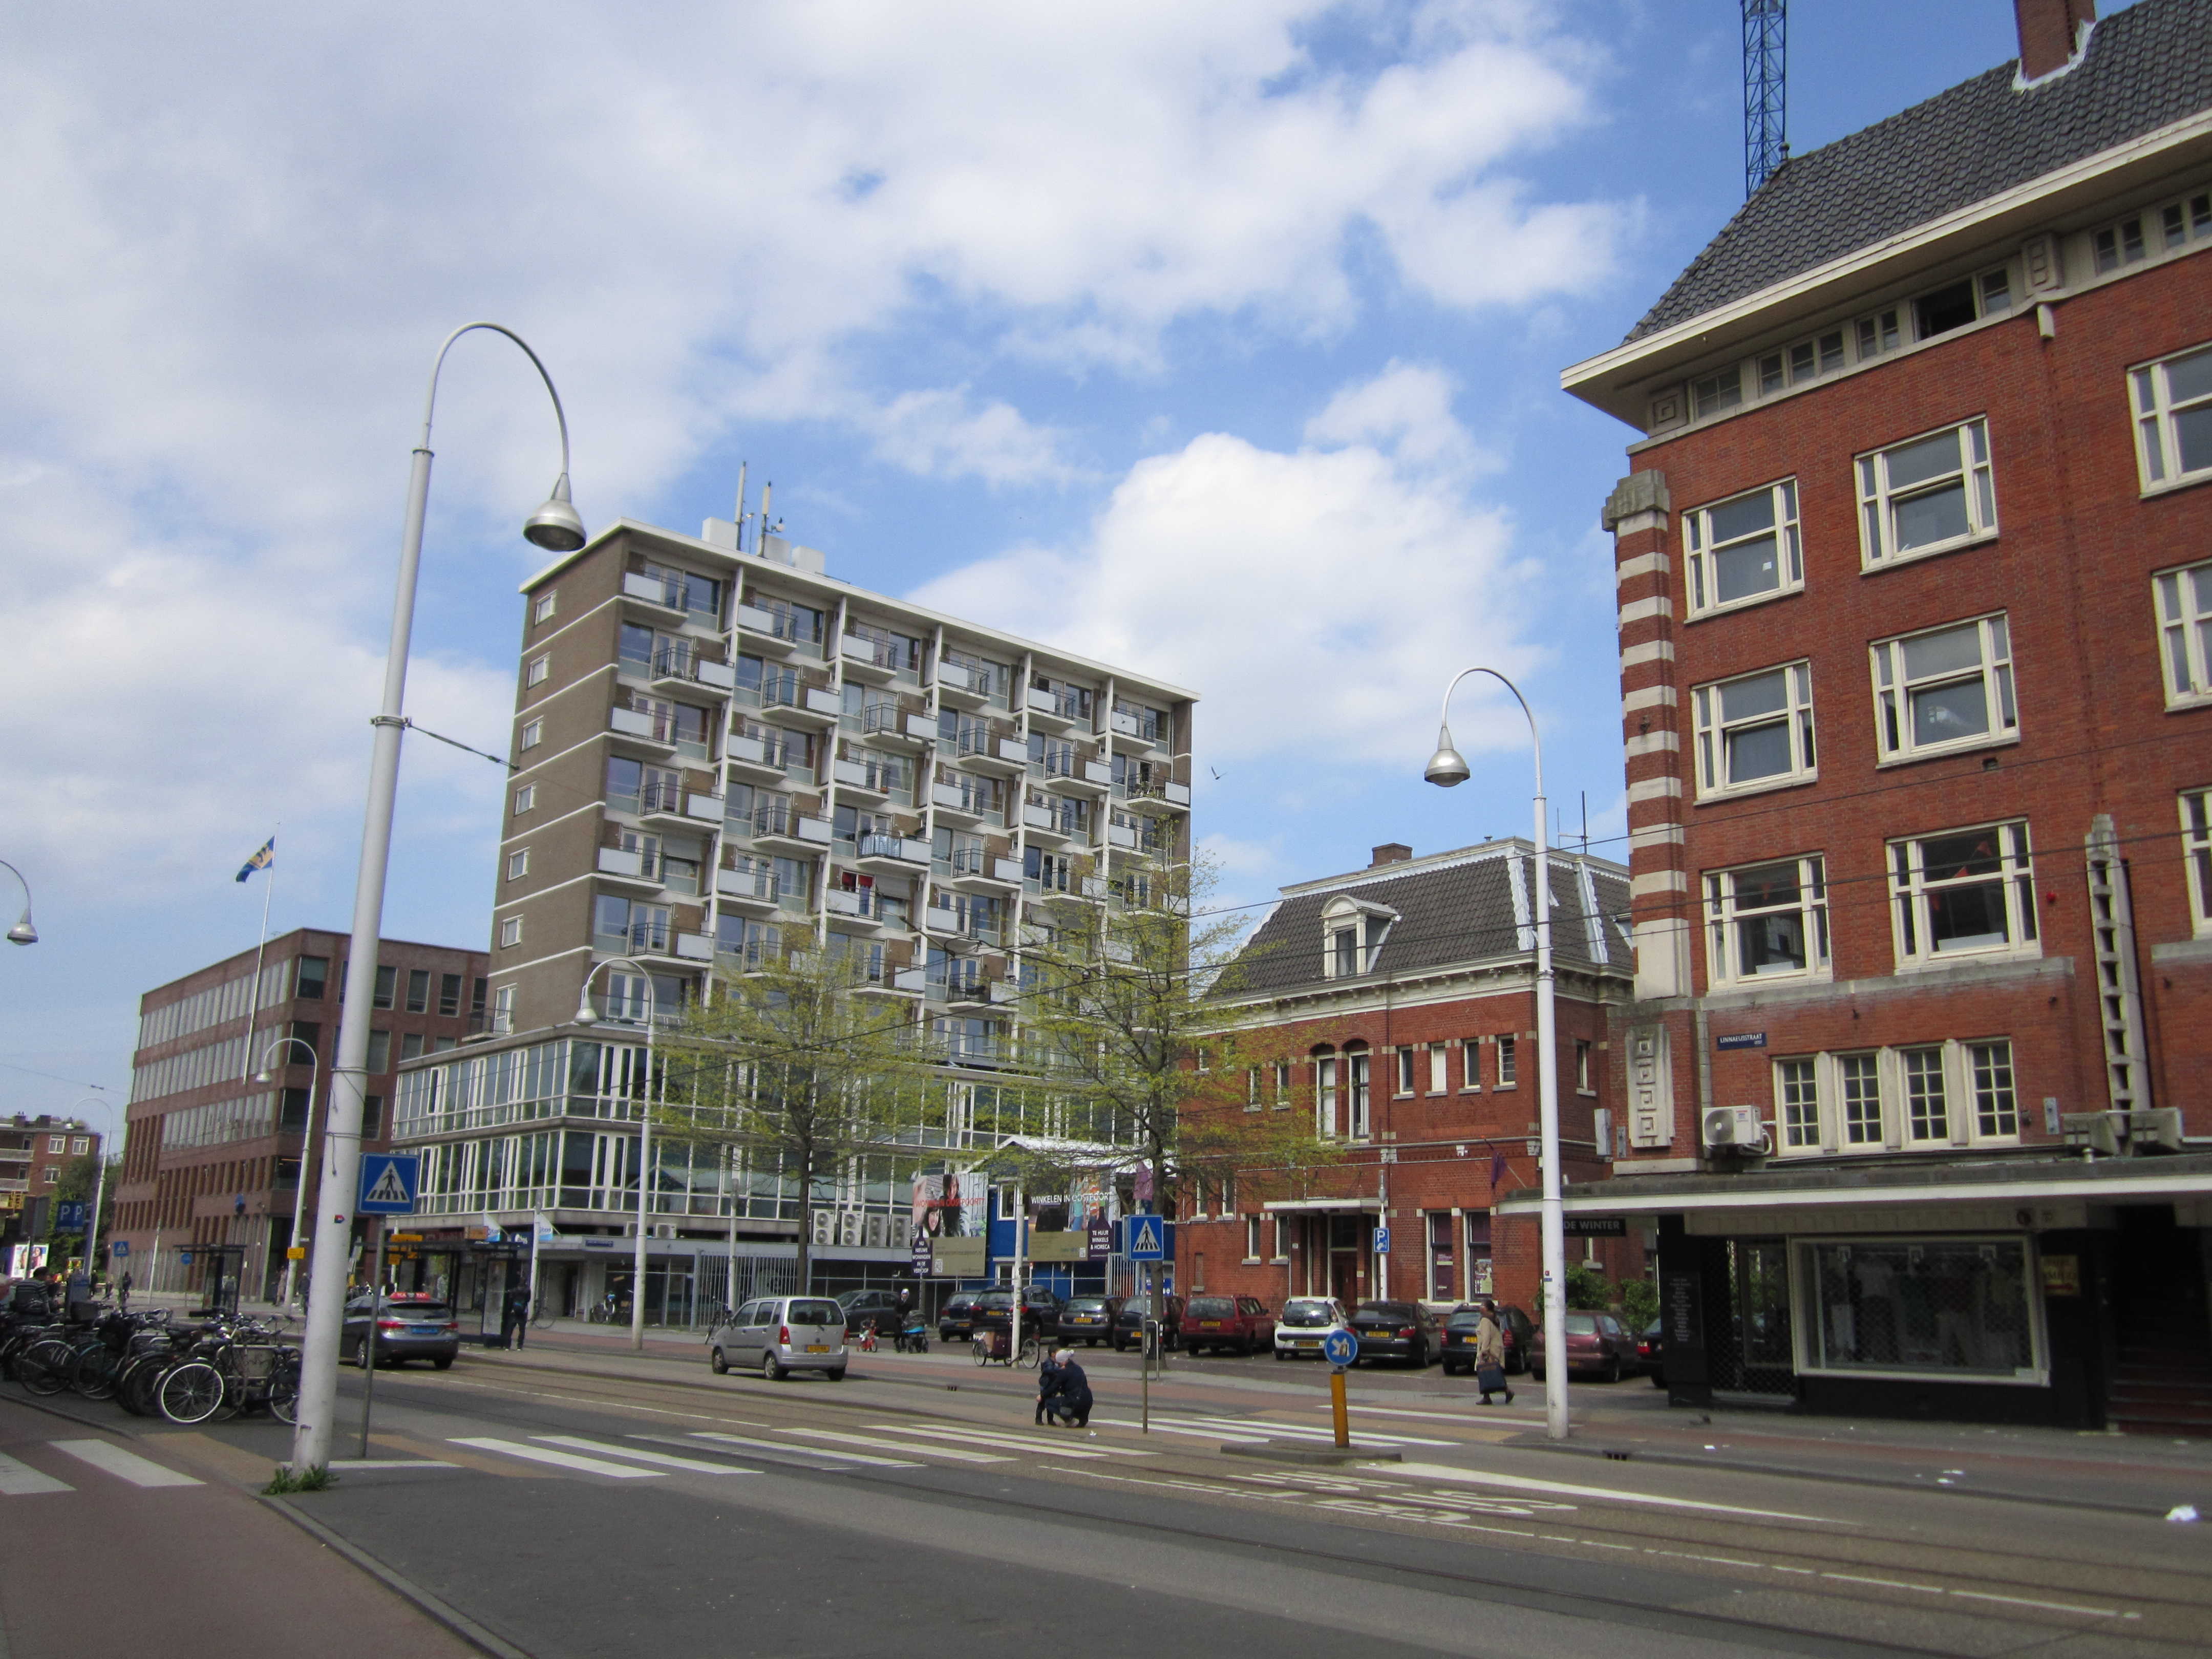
[1528,1310,1638,1382]
[341,1293,459,1369]
[1112,1293,1184,1351]
[1058,1295,1123,1347]
[938,1291,984,1342]
[971,1286,1062,1339]
[1637,1317,1665,1386]
[836,1289,910,1336]
[1350,1300,1439,1367]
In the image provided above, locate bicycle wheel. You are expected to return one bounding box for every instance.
[266,1360,300,1426]
[158,1361,227,1425]
[115,1354,163,1416]
[1016,1337,1041,1370]
[972,1336,990,1367]
[74,1347,120,1401]
[533,1302,555,1329]
[18,1339,72,1397]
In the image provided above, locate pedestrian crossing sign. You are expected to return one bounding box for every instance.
[357,1153,421,1216]
[1125,1215,1166,1261]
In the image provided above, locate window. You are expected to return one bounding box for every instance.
[295,956,329,1000]
[2183,790,2212,936]
[1839,1053,1882,1145]
[507,848,529,881]
[439,973,462,1017]
[1704,855,1829,985]
[1496,1035,1518,1087]
[2156,559,2212,707]
[1428,1046,1448,1095]
[533,590,558,624]
[514,784,536,815]
[1890,821,2036,966]
[1781,1043,2020,1155]
[367,1030,392,1073]
[1575,1040,1592,1093]
[520,718,543,751]
[1858,418,1995,565]
[1460,1038,1481,1091]
[373,966,396,1010]
[1272,1061,1292,1108]
[1871,614,2015,762]
[499,916,523,948]
[1757,331,1845,394]
[1911,268,2011,341]
[42,1166,57,1185]
[1777,1058,1820,1149]
[1245,1217,1262,1262]
[48,1135,66,1153]
[1903,1046,1949,1141]
[1855,307,1900,359]
[1315,1051,1338,1137]
[399,1032,426,1063]
[2094,215,2148,273]
[1691,365,1741,417]
[2160,192,2212,252]
[491,984,516,1035]
[2134,346,2212,494]
[1346,1047,1371,1139]
[1970,1040,2018,1138]
[1799,1238,2040,1381]
[71,1135,89,1155]
[526,654,550,688]
[1694,662,1816,797]
[1395,1049,1416,1097]
[361,1095,384,1137]
[405,969,430,1013]
[1684,480,1801,616]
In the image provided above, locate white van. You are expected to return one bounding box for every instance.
[709,1296,848,1380]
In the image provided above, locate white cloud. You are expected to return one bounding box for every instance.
[910,362,1546,772]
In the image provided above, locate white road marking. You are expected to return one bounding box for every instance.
[329,1459,458,1470]
[1095,1412,1451,1448]
[1091,1417,1258,1442]
[47,1441,202,1488]
[689,1431,918,1468]
[0,1452,72,1495]
[449,1437,661,1478]
[867,1423,1135,1460]
[1380,1462,1835,1522]
[524,1436,756,1474]
[782,1428,1009,1463]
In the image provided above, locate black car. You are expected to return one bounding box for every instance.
[971,1286,1062,1339]
[341,1293,460,1369]
[1438,1303,1534,1375]
[1490,1303,1536,1374]
[938,1292,984,1342]
[836,1289,911,1336]
[1112,1293,1184,1351]
[1637,1317,1665,1386]
[1058,1294,1123,1347]
[1349,1300,1439,1367]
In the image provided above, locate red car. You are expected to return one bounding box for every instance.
[1527,1311,1638,1382]
[1181,1295,1275,1355]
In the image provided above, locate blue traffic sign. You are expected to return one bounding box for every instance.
[1321,1326,1358,1368]
[1124,1214,1166,1261]
[1373,1225,1391,1254]
[356,1153,421,1216]
[110,1240,130,1257]
[55,1200,87,1230]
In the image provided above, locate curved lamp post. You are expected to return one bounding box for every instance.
[2,860,38,945]
[69,1097,110,1285]
[291,323,585,1478]
[1424,667,1569,1443]
[574,959,656,1351]
[256,1036,323,1307]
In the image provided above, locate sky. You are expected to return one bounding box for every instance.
[0,0,2073,1129]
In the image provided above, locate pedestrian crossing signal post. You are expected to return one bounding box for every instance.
[354,1154,419,1459]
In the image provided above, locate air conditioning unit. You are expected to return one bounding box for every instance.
[2124,1109,2185,1153]
[862,1213,887,1249]
[651,1223,677,1240]
[838,1211,862,1248]
[1703,1105,1769,1154]
[2062,1112,2120,1154]
[811,1209,835,1245]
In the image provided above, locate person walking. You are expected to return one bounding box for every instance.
[1034,1350,1065,1425]
[500,1283,530,1350]
[1473,1302,1514,1406]
[116,1270,133,1311]
[1049,1348,1093,1428]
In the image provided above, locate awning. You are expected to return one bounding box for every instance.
[1261,1197,1382,1213]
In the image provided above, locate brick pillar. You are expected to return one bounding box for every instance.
[1603,471,1690,1003]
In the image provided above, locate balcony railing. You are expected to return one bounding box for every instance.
[856,833,927,864]
[718,864,777,903]
[641,780,685,815]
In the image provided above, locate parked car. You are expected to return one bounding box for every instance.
[835,1288,909,1336]
[1112,1293,1184,1351]
[1272,1296,1349,1359]
[1528,1310,1638,1382]
[971,1286,1062,1339]
[708,1295,849,1380]
[1478,1303,1536,1374]
[341,1293,460,1370]
[1182,1295,1276,1355]
[1637,1318,1665,1386]
[1350,1300,1440,1367]
[1058,1294,1123,1347]
[938,1291,984,1342]
[1439,1307,1493,1376]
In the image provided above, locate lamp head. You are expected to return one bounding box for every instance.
[523,472,586,552]
[572,987,600,1027]
[253,1070,271,1084]
[5,918,34,946]
[1423,724,1471,788]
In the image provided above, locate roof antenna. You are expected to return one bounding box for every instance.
[734,460,748,554]
[1743,0,1787,197]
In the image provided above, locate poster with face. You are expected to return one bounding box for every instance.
[911,1169,980,1238]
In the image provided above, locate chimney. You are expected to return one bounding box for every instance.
[2014,0,2094,81]
[1370,842,1413,868]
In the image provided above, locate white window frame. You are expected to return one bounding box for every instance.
[1693,660,1817,798]
[1703,854,1830,987]
[1346,1048,1371,1140]
[1870,613,2016,764]
[1458,1038,1482,1092]
[507,848,529,881]
[1857,416,1996,568]
[1394,1048,1416,1098]
[514,784,536,815]
[499,916,523,949]
[1574,1040,1593,1095]
[1427,1045,1449,1096]
[2156,558,2212,707]
[526,653,550,688]
[1770,1038,2020,1158]
[2183,789,2212,938]
[519,718,544,751]
[1792,1234,2048,1386]
[1315,1054,1339,1139]
[1245,1216,1262,1263]
[1495,1035,1518,1088]
[2132,343,2212,497]
[1889,819,2038,969]
[533,590,558,624]
[1683,479,1803,618]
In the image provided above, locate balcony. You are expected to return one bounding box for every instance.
[1110,709,1167,755]
[824,887,884,933]
[715,864,779,914]
[930,781,992,827]
[839,633,908,686]
[833,757,901,804]
[736,602,821,659]
[857,964,928,999]
[949,728,1028,779]
[621,570,689,622]
[759,671,842,730]
[651,644,737,698]
[1121,779,1191,815]
[740,801,832,855]
[1026,686,1087,733]
[1108,821,1137,849]
[942,845,1020,896]
[675,932,715,962]
[608,705,678,757]
[1041,757,1113,796]
[854,833,931,875]
[724,728,785,785]
[942,1033,1009,1070]
[934,661,989,712]
[858,702,933,753]
[597,845,668,892]
[1022,802,1082,845]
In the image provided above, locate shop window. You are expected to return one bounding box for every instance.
[1798,1238,2041,1382]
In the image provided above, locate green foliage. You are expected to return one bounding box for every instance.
[1564,1262,1612,1310]
[1618,1276,1660,1330]
[263,1464,335,1494]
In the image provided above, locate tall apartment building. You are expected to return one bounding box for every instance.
[392,512,1196,1322]
[0,1113,103,1259]
[112,928,488,1300]
[1546,0,2212,1430]
[1179,840,1636,1317]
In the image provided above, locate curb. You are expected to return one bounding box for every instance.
[260,1494,535,1659]
[1221,1440,1403,1465]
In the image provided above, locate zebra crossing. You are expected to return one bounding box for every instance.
[0,1440,205,1495]
[1090,1411,1457,1449]
[450,1417,1162,1479]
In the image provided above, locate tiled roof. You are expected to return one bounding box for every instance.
[1221,845,1632,1001]
[1626,0,2212,343]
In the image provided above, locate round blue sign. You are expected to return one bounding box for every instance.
[1321,1326,1358,1368]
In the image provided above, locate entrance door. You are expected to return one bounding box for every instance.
[1328,1214,1365,1306]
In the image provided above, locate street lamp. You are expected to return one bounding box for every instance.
[575,959,657,1352]
[70,1098,110,1286]
[1,859,37,944]
[256,1036,323,1306]
[291,323,584,1479]
[1424,667,1570,1443]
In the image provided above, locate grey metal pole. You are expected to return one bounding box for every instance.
[632,1006,656,1351]
[359,1218,387,1457]
[73,1099,109,1287]
[290,323,581,1477]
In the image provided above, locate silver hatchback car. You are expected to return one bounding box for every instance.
[709,1295,848,1380]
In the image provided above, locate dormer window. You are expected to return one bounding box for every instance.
[1320,896,1397,979]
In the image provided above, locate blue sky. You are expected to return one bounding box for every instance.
[0,0,2075,1125]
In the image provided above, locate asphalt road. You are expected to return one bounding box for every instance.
[7,1345,2208,1659]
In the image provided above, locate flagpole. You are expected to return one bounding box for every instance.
[240,828,280,1084]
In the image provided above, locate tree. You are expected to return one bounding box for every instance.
[654,947,947,1293]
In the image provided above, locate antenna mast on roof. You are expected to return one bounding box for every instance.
[1742,0,1787,197]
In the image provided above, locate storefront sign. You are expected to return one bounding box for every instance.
[1027,1230,1087,1263]
[1563,1217,1628,1237]
[1664,1269,1701,1347]
[933,1237,987,1277]
[1715,1031,1767,1051]
[1086,1216,1114,1260]
[2040,1254,2081,1296]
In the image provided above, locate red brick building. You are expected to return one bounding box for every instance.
[0,1114,103,1260]
[1548,0,2212,1429]
[1176,840,1637,1316]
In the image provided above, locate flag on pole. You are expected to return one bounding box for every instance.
[235,836,276,883]
[1490,1146,1510,1187]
